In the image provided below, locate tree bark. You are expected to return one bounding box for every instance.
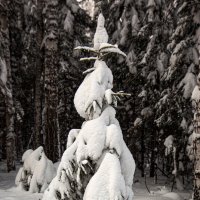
[34,0,44,148]
[0,0,16,172]
[194,137,200,199]
[43,0,59,162]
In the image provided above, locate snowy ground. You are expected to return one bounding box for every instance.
[0,162,42,200]
[0,162,192,200]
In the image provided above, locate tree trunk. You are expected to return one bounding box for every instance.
[34,0,44,148]
[43,0,59,162]
[194,136,200,199]
[0,0,16,172]
[141,126,145,177]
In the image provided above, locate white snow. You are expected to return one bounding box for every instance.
[74,60,113,120]
[64,10,74,34]
[134,117,142,127]
[66,129,80,148]
[131,14,140,36]
[141,107,153,118]
[29,152,56,193]
[178,72,196,99]
[186,133,195,160]
[0,164,191,200]
[105,89,115,105]
[192,85,200,103]
[106,124,123,156]
[0,58,7,85]
[94,14,108,50]
[83,152,127,200]
[21,149,33,162]
[43,103,135,199]
[180,117,187,130]
[76,106,117,162]
[15,146,56,193]
[164,135,174,156]
[120,20,129,46]
[99,43,127,57]
[162,192,183,200]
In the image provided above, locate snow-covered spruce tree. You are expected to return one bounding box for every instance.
[42,13,135,200]
[15,146,56,193]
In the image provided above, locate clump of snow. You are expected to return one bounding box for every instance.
[134,117,142,127]
[187,131,200,160]
[64,10,74,34]
[131,14,140,36]
[66,129,80,148]
[178,72,196,99]
[74,60,113,120]
[0,58,7,85]
[76,106,118,162]
[141,107,153,119]
[192,85,200,103]
[83,152,126,200]
[15,146,56,193]
[22,149,33,162]
[180,117,187,130]
[164,135,174,156]
[186,133,195,160]
[94,14,108,50]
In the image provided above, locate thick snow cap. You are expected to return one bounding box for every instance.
[97,13,105,28]
[94,13,108,50]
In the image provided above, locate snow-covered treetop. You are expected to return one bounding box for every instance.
[97,13,105,28]
[74,13,126,60]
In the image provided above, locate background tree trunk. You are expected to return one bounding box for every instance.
[0,0,16,172]
[194,136,200,199]
[33,0,44,148]
[43,0,59,162]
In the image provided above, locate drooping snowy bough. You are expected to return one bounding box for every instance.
[15,146,56,193]
[42,13,135,200]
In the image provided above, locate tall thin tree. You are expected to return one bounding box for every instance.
[0,0,16,171]
[43,0,59,162]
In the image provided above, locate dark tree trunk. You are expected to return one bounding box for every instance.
[0,0,16,172]
[141,126,145,177]
[43,0,59,162]
[194,137,200,199]
[34,0,44,148]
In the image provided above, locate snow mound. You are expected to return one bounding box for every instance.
[162,192,183,200]
[15,146,56,193]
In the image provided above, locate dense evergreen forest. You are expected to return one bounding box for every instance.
[0,0,200,199]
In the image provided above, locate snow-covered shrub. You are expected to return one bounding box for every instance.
[42,13,135,200]
[15,146,56,193]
